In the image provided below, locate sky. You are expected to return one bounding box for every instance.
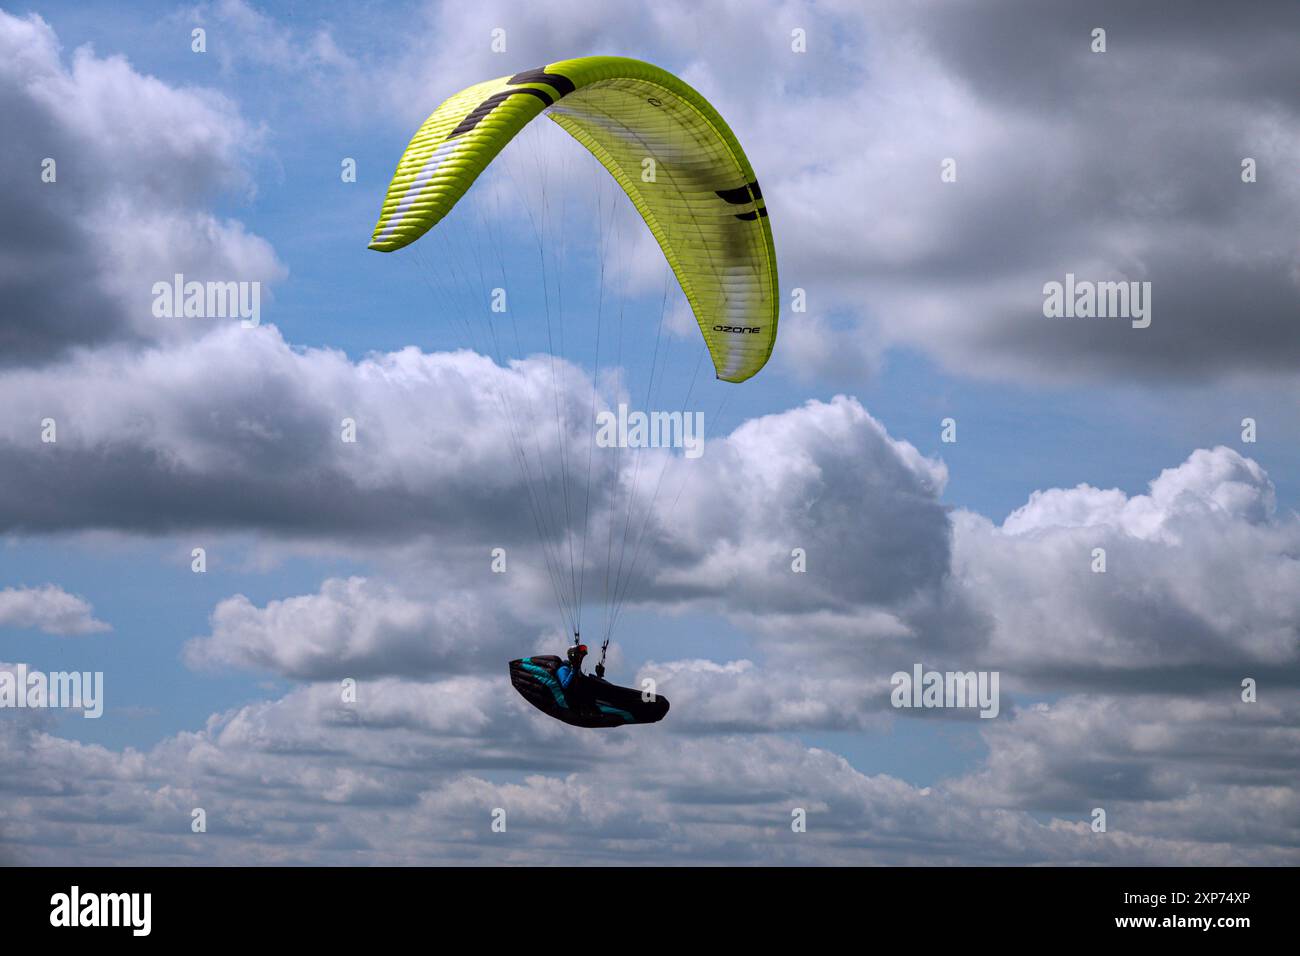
[1,0,1298,865]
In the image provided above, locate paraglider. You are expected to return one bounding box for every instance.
[370,57,776,726]
[509,647,670,728]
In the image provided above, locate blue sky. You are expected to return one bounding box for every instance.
[2,0,1298,865]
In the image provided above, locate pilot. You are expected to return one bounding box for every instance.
[557,643,588,689]
[557,643,596,711]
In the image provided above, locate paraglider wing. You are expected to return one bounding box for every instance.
[509,656,669,728]
[369,56,778,383]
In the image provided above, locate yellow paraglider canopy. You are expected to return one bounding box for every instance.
[369,56,778,383]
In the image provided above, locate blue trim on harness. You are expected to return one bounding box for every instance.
[520,658,568,709]
[597,703,635,722]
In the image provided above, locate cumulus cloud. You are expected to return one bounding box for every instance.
[0,9,282,364]
[652,395,950,611]
[2,669,1292,865]
[0,585,110,635]
[949,693,1300,861]
[949,446,1300,688]
[953,694,1300,813]
[0,324,591,544]
[8,300,1287,704]
[0,306,957,635]
[184,576,529,679]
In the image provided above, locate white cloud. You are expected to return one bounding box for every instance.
[951,446,1300,680]
[0,585,110,636]
[950,694,1300,851]
[0,9,282,362]
[185,576,525,679]
[3,670,1291,865]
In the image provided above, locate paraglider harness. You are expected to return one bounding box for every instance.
[507,634,669,727]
